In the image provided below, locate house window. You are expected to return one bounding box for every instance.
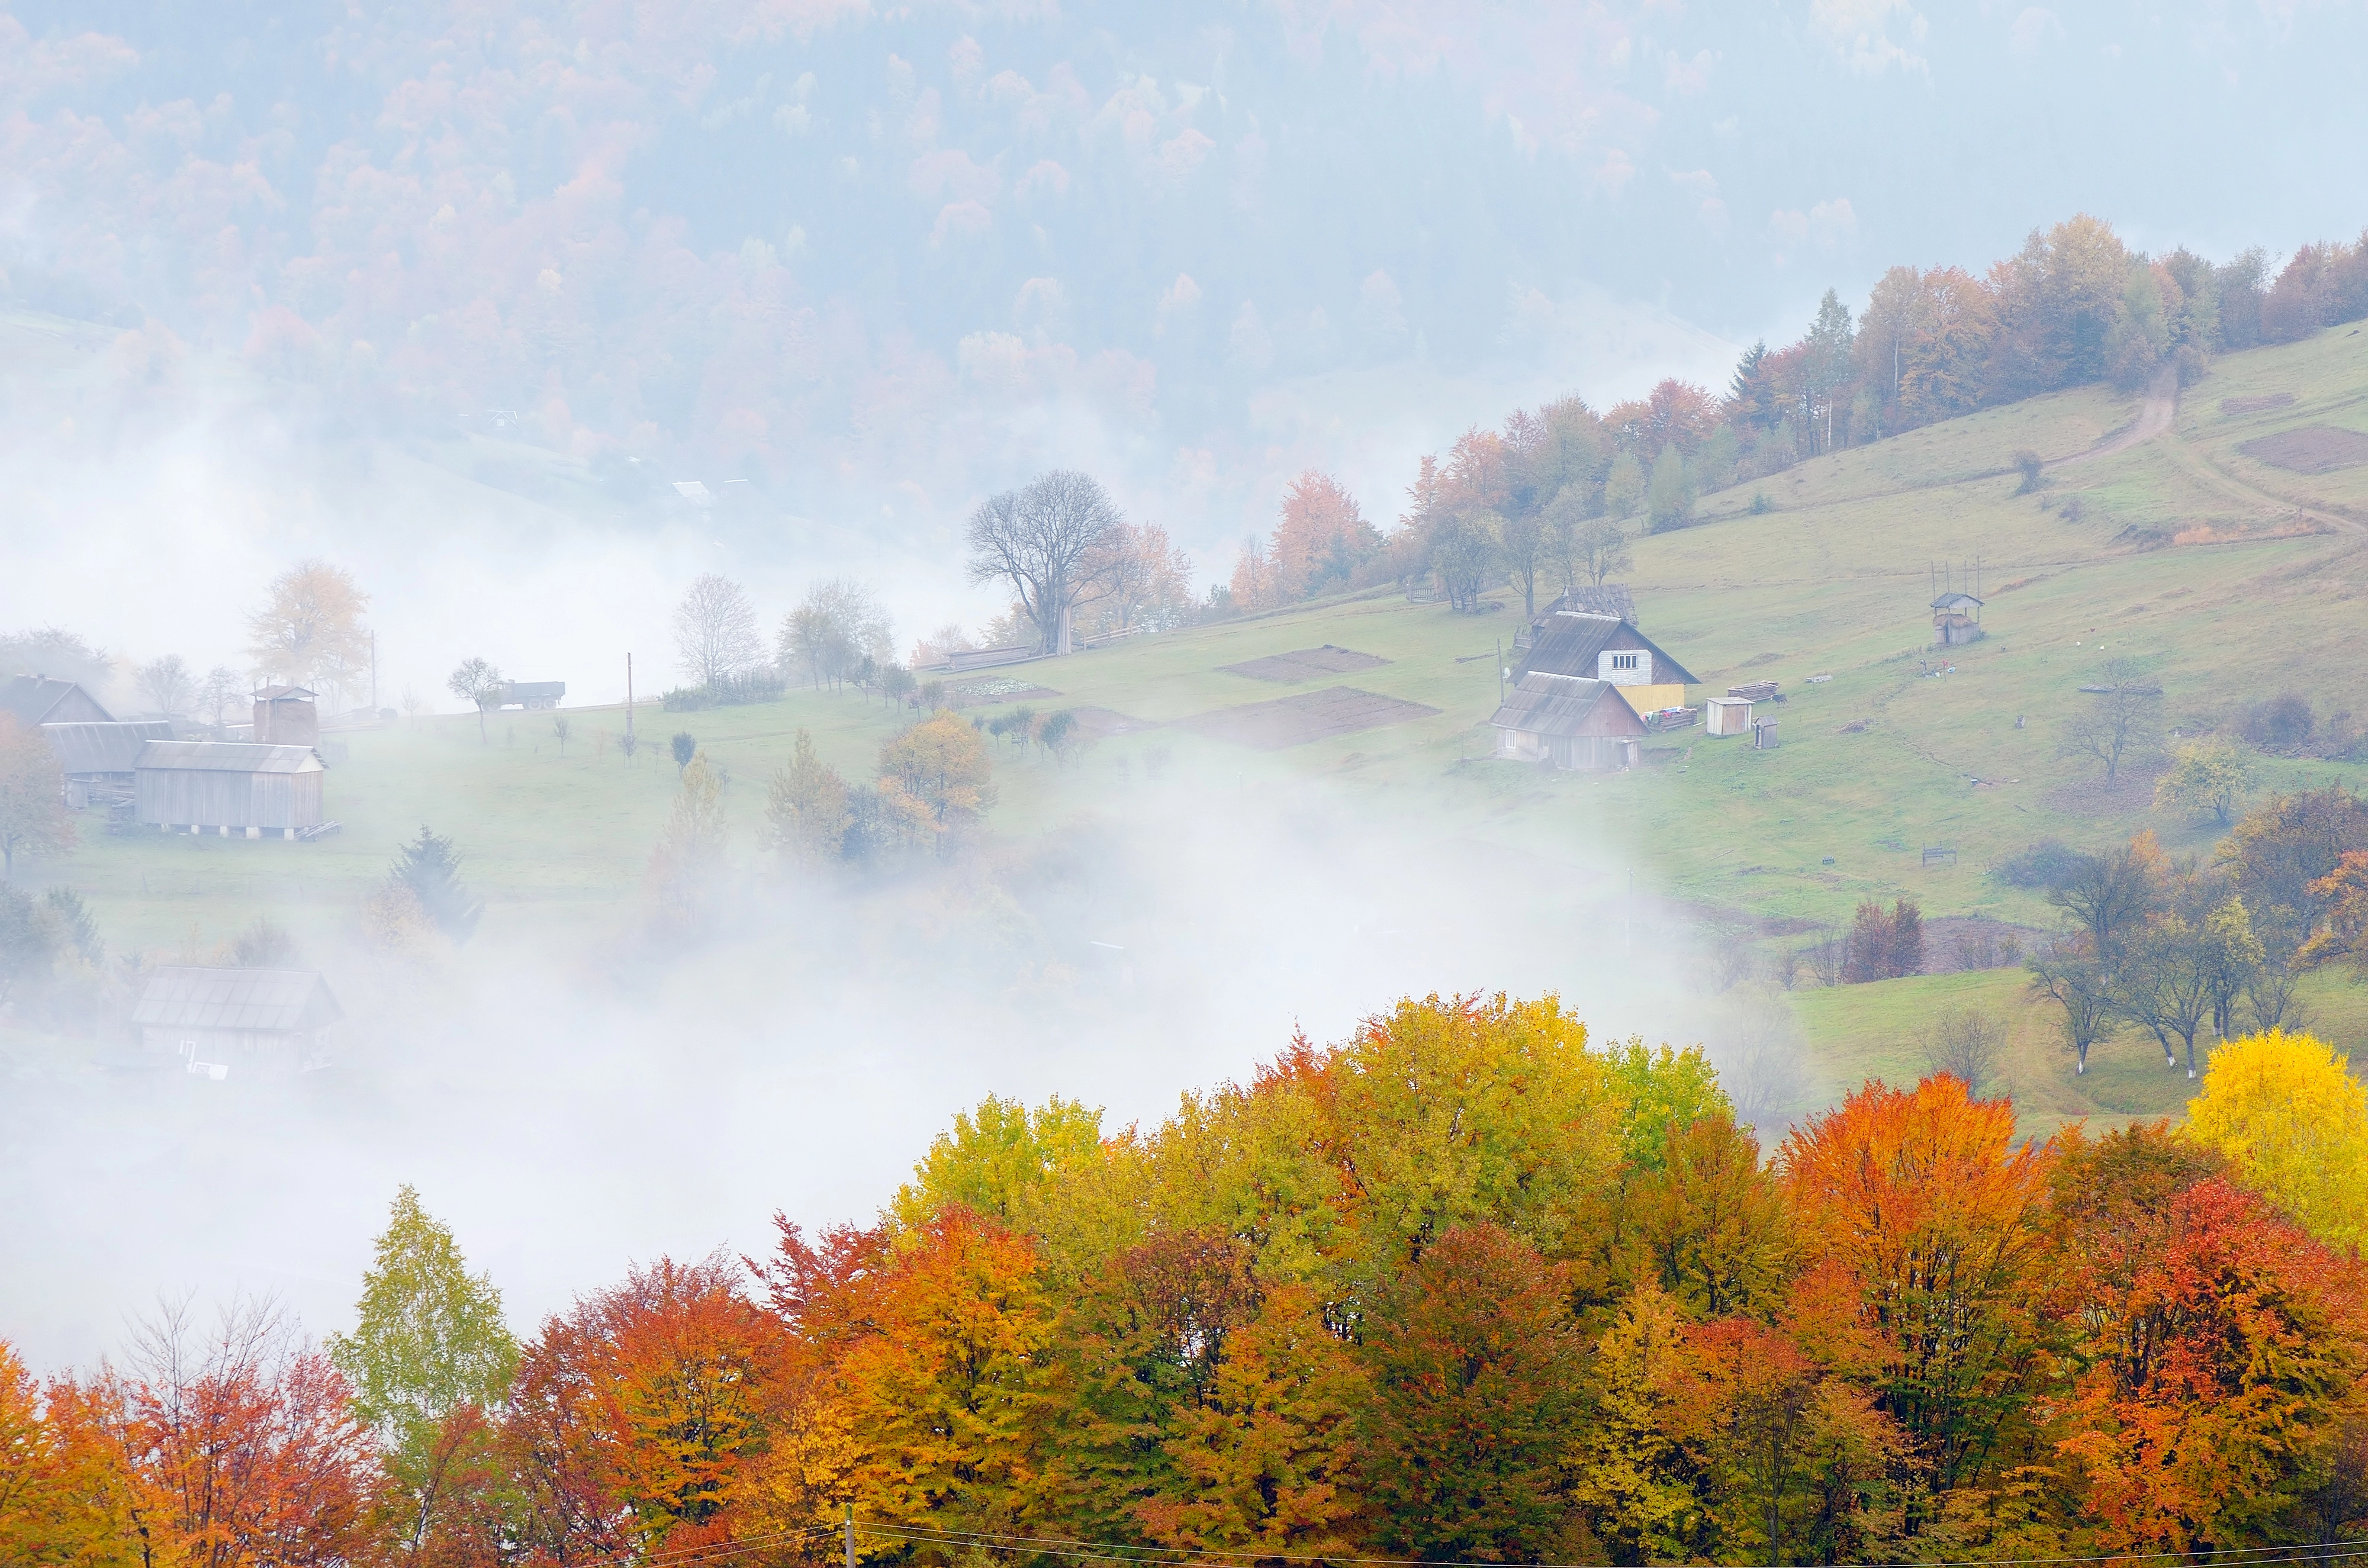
[1611,653,1639,671]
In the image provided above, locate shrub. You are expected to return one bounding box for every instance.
[2012,449,2044,493]
[671,732,697,770]
[1991,838,2084,890]
[1748,492,1774,515]
[2244,693,2315,752]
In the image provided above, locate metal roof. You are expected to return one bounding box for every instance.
[42,720,174,774]
[1488,672,1645,740]
[1931,592,1983,611]
[1519,612,1701,687]
[253,685,317,701]
[136,740,326,774]
[131,967,344,1033]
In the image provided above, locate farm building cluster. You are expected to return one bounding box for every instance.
[1487,590,1778,772]
[5,675,334,837]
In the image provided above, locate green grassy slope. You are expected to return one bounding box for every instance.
[15,326,2368,1135]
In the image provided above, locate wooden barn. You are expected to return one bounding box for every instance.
[136,742,327,836]
[132,967,343,1077]
[1931,591,1985,646]
[1517,611,1700,720]
[1488,672,1646,771]
[4,675,112,727]
[43,720,174,808]
[252,685,320,746]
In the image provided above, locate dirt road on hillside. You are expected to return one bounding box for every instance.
[2051,365,2179,469]
[2048,363,2363,536]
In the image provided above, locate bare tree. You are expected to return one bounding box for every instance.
[966,470,1121,655]
[2028,951,2117,1076]
[137,655,196,720]
[2057,656,2160,786]
[446,658,504,742]
[777,580,892,690]
[197,665,247,732]
[673,574,764,688]
[1920,1005,2006,1096]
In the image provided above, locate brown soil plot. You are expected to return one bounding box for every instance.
[1066,706,1160,738]
[1220,644,1391,682]
[2237,424,2368,474]
[1180,685,1439,749]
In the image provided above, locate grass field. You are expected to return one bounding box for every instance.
[13,323,2368,1136]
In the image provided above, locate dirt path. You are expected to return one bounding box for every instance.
[2044,362,2364,536]
[2050,365,2179,469]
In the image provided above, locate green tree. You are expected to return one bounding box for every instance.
[1603,451,1649,520]
[762,728,851,866]
[327,1185,519,1556]
[2103,261,2170,390]
[2155,735,2257,826]
[389,826,482,944]
[1646,445,1694,533]
[893,1094,1106,1228]
[1360,1223,1592,1563]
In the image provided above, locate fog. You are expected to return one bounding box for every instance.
[0,740,1809,1370]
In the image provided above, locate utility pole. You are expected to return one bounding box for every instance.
[1496,637,1505,706]
[370,632,378,711]
[845,1502,855,1568]
[625,652,635,755]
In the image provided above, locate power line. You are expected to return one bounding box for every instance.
[851,1519,2368,1568]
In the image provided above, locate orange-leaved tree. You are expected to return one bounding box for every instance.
[511,1254,781,1557]
[833,1206,1053,1548]
[2050,1123,2367,1551]
[1779,1075,2057,1528]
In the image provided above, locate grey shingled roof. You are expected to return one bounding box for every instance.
[1489,672,1642,740]
[136,740,325,774]
[131,967,344,1032]
[1520,611,1702,687]
[42,720,174,775]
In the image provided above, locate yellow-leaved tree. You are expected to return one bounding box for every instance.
[877,713,996,844]
[2185,1029,2368,1250]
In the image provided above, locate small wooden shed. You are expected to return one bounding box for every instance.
[132,967,343,1076]
[252,686,320,746]
[1488,671,1646,771]
[1931,591,1984,647]
[136,742,326,836]
[1706,696,1756,737]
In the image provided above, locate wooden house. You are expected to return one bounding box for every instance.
[42,720,174,807]
[1488,672,1646,771]
[4,675,112,727]
[135,742,326,836]
[252,686,319,746]
[132,967,342,1076]
[1516,611,1700,721]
